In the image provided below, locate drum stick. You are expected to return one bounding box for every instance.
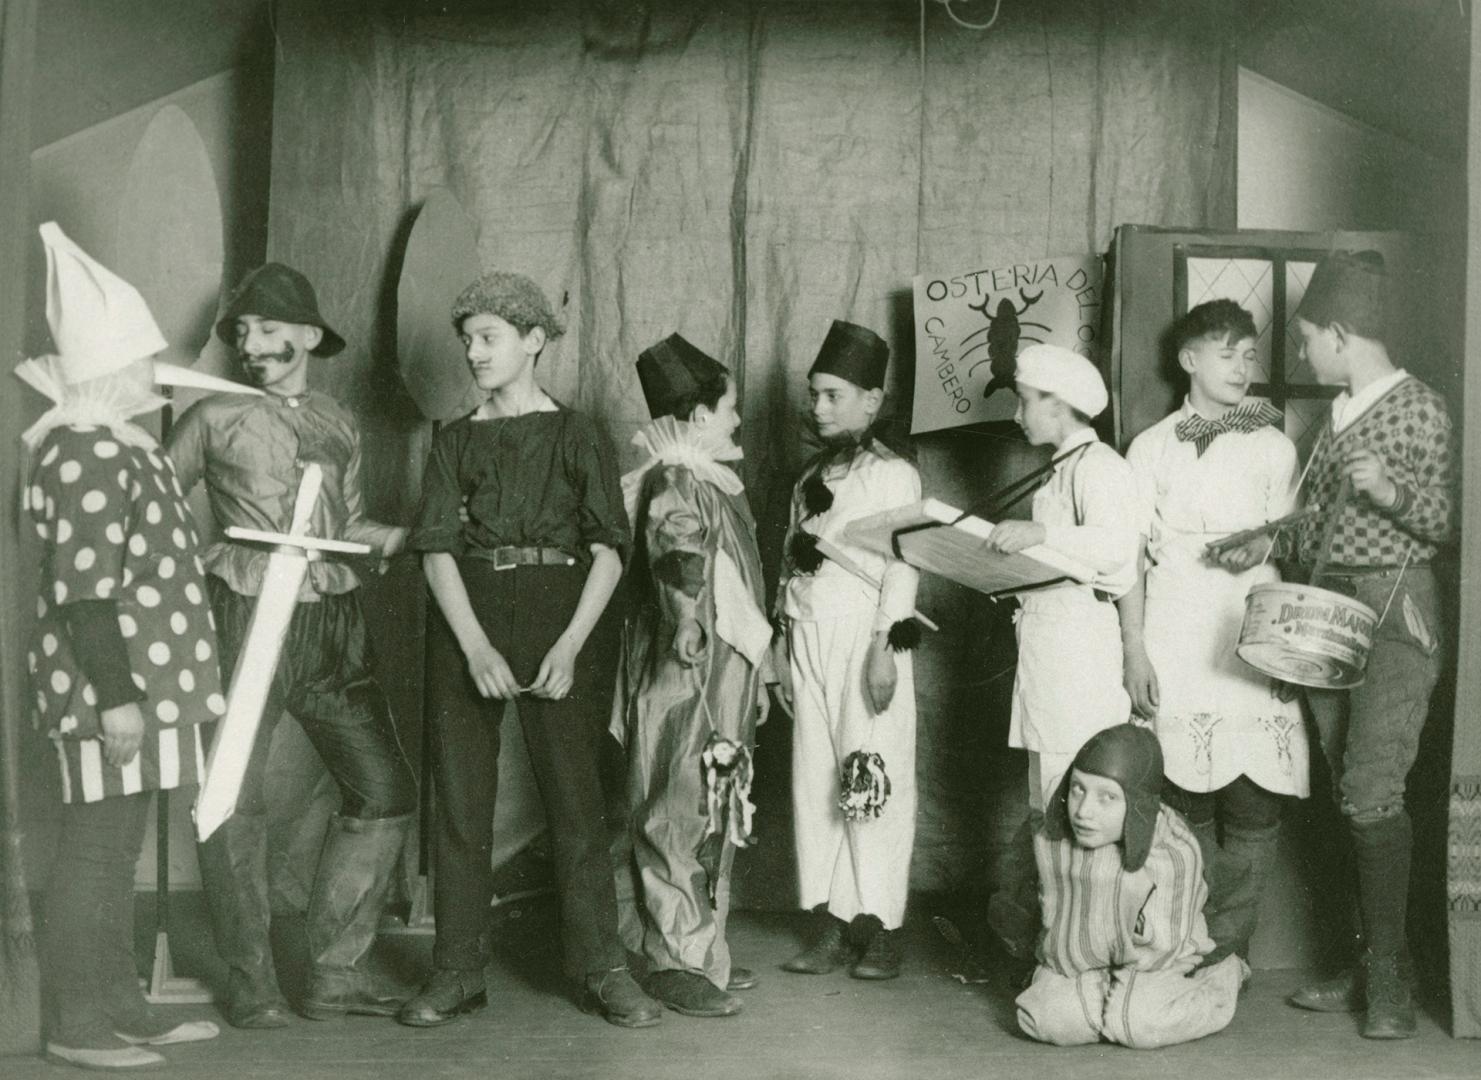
[1204,505,1323,555]
[814,537,940,632]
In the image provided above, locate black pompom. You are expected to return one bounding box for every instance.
[788,531,824,574]
[801,472,834,518]
[886,617,923,653]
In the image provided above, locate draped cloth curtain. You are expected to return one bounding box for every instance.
[264,0,1235,902]
[0,0,41,1058]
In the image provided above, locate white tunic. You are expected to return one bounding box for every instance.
[1126,403,1309,796]
[1009,428,1138,756]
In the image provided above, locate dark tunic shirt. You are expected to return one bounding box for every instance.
[408,404,629,566]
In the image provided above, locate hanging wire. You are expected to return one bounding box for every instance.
[935,0,1005,32]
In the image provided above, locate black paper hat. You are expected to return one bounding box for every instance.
[215,263,346,357]
[808,319,889,391]
[1293,250,1387,342]
[636,333,730,420]
[1045,723,1164,872]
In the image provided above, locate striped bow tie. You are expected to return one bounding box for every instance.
[1173,401,1283,456]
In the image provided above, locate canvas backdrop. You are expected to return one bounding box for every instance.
[260,0,1235,907]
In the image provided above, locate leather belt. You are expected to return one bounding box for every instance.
[468,545,577,571]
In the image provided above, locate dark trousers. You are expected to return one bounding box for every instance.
[1304,566,1441,959]
[427,560,623,978]
[208,577,416,820]
[41,792,152,1047]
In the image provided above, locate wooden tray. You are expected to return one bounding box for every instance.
[843,498,1094,598]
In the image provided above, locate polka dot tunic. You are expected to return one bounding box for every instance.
[25,425,226,803]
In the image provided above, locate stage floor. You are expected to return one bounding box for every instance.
[6,893,1474,1079]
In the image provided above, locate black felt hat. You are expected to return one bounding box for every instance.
[636,333,730,420]
[215,263,346,357]
[1045,724,1164,872]
[808,319,889,391]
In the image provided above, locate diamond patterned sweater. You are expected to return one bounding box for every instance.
[1293,376,1454,568]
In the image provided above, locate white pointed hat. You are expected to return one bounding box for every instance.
[39,221,255,396]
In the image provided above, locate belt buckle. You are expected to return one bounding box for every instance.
[492,545,517,571]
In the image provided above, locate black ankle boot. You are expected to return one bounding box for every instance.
[782,912,853,974]
[849,916,900,981]
[1361,951,1417,1039]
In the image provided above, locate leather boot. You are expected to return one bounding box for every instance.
[197,813,290,1029]
[848,916,900,981]
[781,910,854,975]
[300,814,413,1020]
[397,969,488,1028]
[581,967,663,1028]
[1361,950,1417,1039]
[643,970,742,1017]
[1206,822,1280,965]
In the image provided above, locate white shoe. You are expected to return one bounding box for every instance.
[117,1020,220,1046]
[45,1042,167,1069]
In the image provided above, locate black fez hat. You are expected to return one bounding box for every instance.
[215,263,346,357]
[1045,723,1164,872]
[1294,250,1387,342]
[636,333,730,420]
[808,319,889,391]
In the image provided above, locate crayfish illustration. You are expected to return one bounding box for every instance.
[962,288,1049,401]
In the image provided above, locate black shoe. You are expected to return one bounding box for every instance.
[781,915,854,975]
[581,968,662,1028]
[396,970,488,1028]
[1288,968,1362,1013]
[726,967,759,992]
[1361,953,1417,1040]
[850,925,900,981]
[643,970,742,1018]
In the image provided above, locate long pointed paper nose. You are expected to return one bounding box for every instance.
[153,361,262,396]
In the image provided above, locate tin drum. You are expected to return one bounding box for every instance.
[1236,582,1377,689]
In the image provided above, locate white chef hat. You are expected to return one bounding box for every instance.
[1014,343,1108,418]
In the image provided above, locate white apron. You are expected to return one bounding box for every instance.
[1009,585,1128,756]
[1144,553,1308,796]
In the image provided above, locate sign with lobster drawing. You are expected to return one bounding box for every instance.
[910,254,1104,434]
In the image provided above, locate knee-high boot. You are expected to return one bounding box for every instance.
[197,813,290,1029]
[300,814,413,1020]
[1351,812,1416,1039]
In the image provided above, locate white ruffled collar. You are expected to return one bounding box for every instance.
[15,355,164,452]
[621,415,744,524]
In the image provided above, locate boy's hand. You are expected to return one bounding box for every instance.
[770,636,794,716]
[987,520,1047,555]
[382,526,408,559]
[865,634,897,714]
[1207,534,1272,572]
[673,618,707,665]
[465,636,521,700]
[1122,646,1160,720]
[529,638,579,700]
[99,702,145,767]
[1344,448,1398,508]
